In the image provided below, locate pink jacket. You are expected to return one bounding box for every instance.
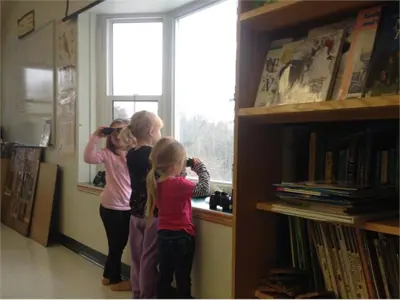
[83,135,131,210]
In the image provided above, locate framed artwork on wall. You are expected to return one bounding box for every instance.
[18,10,35,39]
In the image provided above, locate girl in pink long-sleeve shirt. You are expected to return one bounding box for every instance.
[83,118,133,291]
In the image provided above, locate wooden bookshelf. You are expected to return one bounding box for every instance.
[256,202,400,236]
[239,0,381,31]
[232,0,399,298]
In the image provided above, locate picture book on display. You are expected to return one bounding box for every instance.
[338,6,382,100]
[254,48,284,107]
[254,38,292,107]
[364,2,400,97]
[308,18,355,100]
[278,30,344,105]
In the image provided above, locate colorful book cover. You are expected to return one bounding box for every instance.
[309,18,356,100]
[364,2,399,97]
[254,48,284,107]
[338,6,382,99]
[278,30,344,105]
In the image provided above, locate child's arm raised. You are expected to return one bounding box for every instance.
[191,158,210,197]
[84,127,107,164]
[178,158,210,198]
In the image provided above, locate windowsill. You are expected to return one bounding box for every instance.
[77,183,233,227]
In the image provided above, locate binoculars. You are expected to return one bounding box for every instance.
[209,191,231,212]
[93,171,106,187]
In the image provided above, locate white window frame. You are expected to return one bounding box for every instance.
[97,15,170,134]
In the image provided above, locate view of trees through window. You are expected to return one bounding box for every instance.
[113,101,158,120]
[175,0,237,183]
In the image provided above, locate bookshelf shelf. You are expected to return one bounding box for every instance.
[239,0,381,31]
[256,202,400,236]
[238,95,400,123]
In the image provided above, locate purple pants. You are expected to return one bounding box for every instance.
[129,216,158,299]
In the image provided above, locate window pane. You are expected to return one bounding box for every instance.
[112,22,163,96]
[175,0,237,183]
[113,101,158,120]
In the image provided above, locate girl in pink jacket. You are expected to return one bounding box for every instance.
[83,119,133,291]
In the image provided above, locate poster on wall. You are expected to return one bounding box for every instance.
[56,66,76,154]
[56,19,77,154]
[56,20,76,67]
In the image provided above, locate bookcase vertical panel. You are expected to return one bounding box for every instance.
[232,120,282,298]
[235,25,270,110]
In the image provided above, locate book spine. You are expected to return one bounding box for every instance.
[307,220,322,291]
[347,227,369,298]
[338,149,347,183]
[379,234,400,298]
[380,150,388,184]
[375,151,382,185]
[317,223,340,297]
[336,225,357,298]
[355,229,376,298]
[289,216,296,268]
[309,132,317,182]
[364,129,373,185]
[325,152,333,183]
[328,225,351,298]
[374,238,391,298]
[311,222,335,293]
[396,135,399,192]
[347,143,357,184]
[388,148,396,185]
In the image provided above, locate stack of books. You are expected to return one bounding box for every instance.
[272,182,398,224]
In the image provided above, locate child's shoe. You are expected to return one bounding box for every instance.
[110,280,131,291]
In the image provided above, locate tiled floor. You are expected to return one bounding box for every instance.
[0,223,131,298]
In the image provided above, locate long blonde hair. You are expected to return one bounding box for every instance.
[146,137,186,219]
[118,110,163,149]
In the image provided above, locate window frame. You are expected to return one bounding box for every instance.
[170,0,237,187]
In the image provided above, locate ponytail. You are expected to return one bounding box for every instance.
[118,126,136,150]
[145,165,158,223]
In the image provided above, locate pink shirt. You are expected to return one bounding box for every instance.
[83,135,131,211]
[157,177,196,236]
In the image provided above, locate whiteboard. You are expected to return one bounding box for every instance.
[15,21,55,145]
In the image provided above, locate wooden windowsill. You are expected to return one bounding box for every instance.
[77,183,233,227]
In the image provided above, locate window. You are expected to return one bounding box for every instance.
[106,20,163,123]
[174,0,237,183]
[111,21,163,96]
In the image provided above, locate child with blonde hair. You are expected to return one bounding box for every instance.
[146,137,210,299]
[83,118,133,291]
[118,111,163,298]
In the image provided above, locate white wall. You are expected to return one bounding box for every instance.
[1,0,132,264]
[1,1,232,298]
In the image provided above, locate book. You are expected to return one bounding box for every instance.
[278,30,344,105]
[364,2,400,97]
[254,38,294,107]
[308,18,356,100]
[255,48,285,107]
[338,6,382,99]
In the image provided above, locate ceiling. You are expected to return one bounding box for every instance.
[89,0,197,14]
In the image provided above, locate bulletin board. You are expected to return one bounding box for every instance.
[16,21,55,146]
